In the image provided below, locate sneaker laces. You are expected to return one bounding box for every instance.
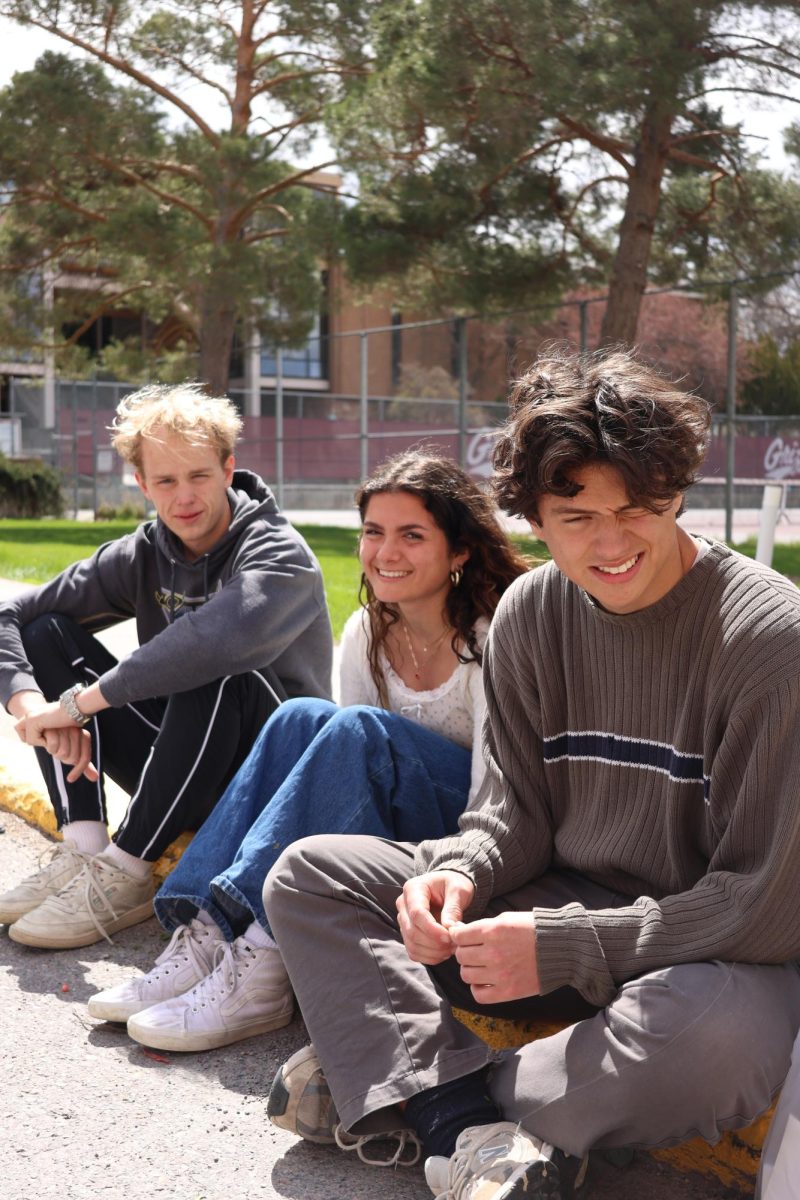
[185,938,250,1010]
[333,1122,421,1168]
[49,858,128,946]
[150,918,217,980]
[36,843,89,881]
[433,1126,553,1200]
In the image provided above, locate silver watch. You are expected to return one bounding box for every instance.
[59,683,91,727]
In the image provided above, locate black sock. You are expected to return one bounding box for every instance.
[403,1068,501,1158]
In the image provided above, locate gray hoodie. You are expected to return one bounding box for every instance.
[0,470,333,708]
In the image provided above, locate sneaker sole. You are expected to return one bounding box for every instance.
[126,1006,295,1052]
[497,1161,562,1200]
[267,1051,337,1144]
[8,900,154,950]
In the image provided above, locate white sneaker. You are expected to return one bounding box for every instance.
[87,917,226,1022]
[126,935,295,1051]
[0,843,90,925]
[8,855,154,949]
[424,1122,562,1199]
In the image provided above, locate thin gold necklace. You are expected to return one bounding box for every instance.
[401,621,450,680]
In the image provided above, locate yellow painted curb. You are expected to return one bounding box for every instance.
[0,766,190,883]
[455,1009,771,1191]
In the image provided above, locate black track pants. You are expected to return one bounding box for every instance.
[20,612,284,861]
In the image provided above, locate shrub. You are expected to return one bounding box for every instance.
[0,453,64,518]
[94,500,148,521]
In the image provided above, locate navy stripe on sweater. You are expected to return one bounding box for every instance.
[543,731,710,800]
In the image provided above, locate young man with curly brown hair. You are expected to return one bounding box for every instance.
[264,348,800,1200]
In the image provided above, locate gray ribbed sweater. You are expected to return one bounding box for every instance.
[416,540,800,1007]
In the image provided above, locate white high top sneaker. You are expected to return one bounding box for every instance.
[87,917,226,1023]
[126,934,295,1052]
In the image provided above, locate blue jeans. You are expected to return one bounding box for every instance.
[154,697,471,939]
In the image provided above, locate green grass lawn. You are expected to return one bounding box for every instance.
[0,519,790,638]
[0,519,365,638]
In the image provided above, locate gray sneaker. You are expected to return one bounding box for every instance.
[268,1044,421,1168]
[9,855,154,949]
[87,917,226,1022]
[423,1122,563,1199]
[0,843,90,925]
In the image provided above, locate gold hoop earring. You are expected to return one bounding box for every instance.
[450,567,462,587]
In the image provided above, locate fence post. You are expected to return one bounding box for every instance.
[360,332,369,481]
[71,382,79,518]
[755,482,783,567]
[91,372,98,517]
[456,318,468,466]
[275,346,285,509]
[725,285,738,544]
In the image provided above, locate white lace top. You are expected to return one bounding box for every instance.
[338,608,489,804]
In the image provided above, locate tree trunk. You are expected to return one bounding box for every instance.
[599,103,674,347]
[198,291,238,395]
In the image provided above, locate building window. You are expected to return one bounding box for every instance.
[261,310,329,380]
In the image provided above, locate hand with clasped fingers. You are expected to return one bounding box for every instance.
[397,870,541,1004]
[10,689,99,784]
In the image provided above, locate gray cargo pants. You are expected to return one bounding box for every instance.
[263,834,800,1158]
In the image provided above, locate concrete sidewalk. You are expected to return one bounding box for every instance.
[287,504,800,546]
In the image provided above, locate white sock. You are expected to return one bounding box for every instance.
[98,843,152,880]
[195,908,219,928]
[62,821,110,856]
[241,920,278,950]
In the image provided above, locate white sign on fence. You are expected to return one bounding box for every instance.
[0,418,22,456]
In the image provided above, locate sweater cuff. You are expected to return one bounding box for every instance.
[534,902,617,1008]
[2,671,42,710]
[96,665,126,708]
[414,838,495,915]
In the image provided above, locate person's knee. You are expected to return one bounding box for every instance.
[20,612,71,660]
[264,695,338,737]
[320,704,396,747]
[263,835,341,922]
[610,961,800,1096]
[264,833,408,920]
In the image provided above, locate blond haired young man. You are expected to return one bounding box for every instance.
[0,383,332,949]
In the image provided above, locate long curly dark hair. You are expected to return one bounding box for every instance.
[355,450,530,705]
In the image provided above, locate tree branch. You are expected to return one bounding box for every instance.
[46,283,151,349]
[0,236,98,273]
[241,227,290,245]
[87,151,214,232]
[4,13,222,145]
[476,135,574,210]
[127,39,234,106]
[9,186,108,225]
[555,115,633,171]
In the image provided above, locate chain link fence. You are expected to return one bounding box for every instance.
[3,272,800,523]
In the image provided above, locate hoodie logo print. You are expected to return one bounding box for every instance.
[154,589,207,617]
